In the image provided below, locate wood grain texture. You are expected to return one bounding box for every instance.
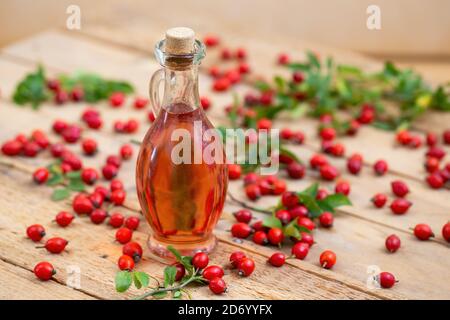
[0,30,448,300]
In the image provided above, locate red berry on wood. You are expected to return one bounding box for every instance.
[72,194,94,215]
[267,228,284,245]
[320,164,339,181]
[310,154,328,169]
[1,140,23,156]
[320,250,336,269]
[122,241,143,262]
[268,252,286,267]
[289,205,308,219]
[335,181,350,195]
[120,144,133,160]
[257,118,272,130]
[81,138,97,156]
[299,232,314,247]
[116,227,133,244]
[385,234,401,253]
[202,265,224,281]
[118,255,135,271]
[443,129,450,145]
[347,158,362,175]
[81,168,99,185]
[102,164,118,180]
[228,164,242,180]
[291,242,309,260]
[277,53,290,65]
[44,237,68,254]
[133,97,148,109]
[390,198,412,215]
[209,277,227,294]
[371,193,388,208]
[442,222,450,242]
[109,92,125,107]
[90,209,108,224]
[252,231,268,246]
[33,168,49,184]
[125,216,140,230]
[373,160,388,176]
[275,210,292,225]
[391,180,409,197]
[320,127,336,141]
[243,173,259,186]
[174,263,186,281]
[109,212,124,228]
[426,173,444,189]
[200,96,211,110]
[281,191,299,209]
[413,224,434,241]
[55,211,74,227]
[229,251,246,268]
[34,262,56,281]
[233,209,252,223]
[245,184,261,201]
[238,258,255,277]
[192,252,209,269]
[61,125,82,144]
[23,141,40,157]
[319,212,334,228]
[231,222,252,239]
[286,162,305,179]
[26,224,46,242]
[426,146,446,160]
[378,272,396,289]
[297,217,315,231]
[213,77,231,92]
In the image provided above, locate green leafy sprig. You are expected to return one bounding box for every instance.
[46,161,86,201]
[115,246,206,300]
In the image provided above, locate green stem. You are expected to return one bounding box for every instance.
[227,192,272,214]
[132,274,202,300]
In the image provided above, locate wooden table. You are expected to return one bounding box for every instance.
[0,24,449,300]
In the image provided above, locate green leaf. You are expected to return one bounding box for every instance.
[163,266,177,288]
[152,291,168,299]
[173,290,182,299]
[66,171,81,179]
[299,183,319,198]
[67,179,86,192]
[46,173,64,186]
[51,188,71,201]
[297,194,323,218]
[322,193,352,208]
[133,271,150,289]
[283,220,300,239]
[12,65,49,108]
[115,271,133,293]
[254,81,271,92]
[262,216,283,229]
[279,145,301,164]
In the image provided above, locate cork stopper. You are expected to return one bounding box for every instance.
[165,27,195,55]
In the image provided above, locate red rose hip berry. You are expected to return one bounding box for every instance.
[122,241,143,262]
[229,251,246,268]
[371,193,388,208]
[385,234,401,253]
[26,224,46,242]
[373,160,388,176]
[233,209,252,223]
[391,180,409,197]
[319,212,334,228]
[192,252,209,269]
[231,223,252,239]
[55,211,74,227]
[202,265,224,281]
[209,277,227,294]
[267,228,284,245]
[33,168,49,184]
[238,257,255,277]
[377,272,397,289]
[42,237,68,254]
[320,250,336,269]
[413,224,434,241]
[291,242,309,260]
[118,255,135,271]
[268,252,286,267]
[390,199,412,215]
[115,227,133,244]
[34,262,56,281]
[442,222,450,242]
[125,216,140,230]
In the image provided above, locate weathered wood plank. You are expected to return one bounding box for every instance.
[0,167,384,300]
[0,259,95,300]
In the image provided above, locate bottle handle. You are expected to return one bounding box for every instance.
[149,68,165,117]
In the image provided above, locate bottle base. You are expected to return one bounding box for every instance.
[147,234,217,263]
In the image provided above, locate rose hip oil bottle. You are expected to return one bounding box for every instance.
[136,28,228,259]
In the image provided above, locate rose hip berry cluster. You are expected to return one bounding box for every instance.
[242,173,287,201]
[2,130,50,158]
[207,43,250,93]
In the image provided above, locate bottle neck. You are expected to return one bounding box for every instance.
[162,65,200,112]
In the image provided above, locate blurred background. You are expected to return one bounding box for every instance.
[1,0,450,81]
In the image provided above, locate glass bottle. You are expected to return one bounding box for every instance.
[136,28,228,259]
